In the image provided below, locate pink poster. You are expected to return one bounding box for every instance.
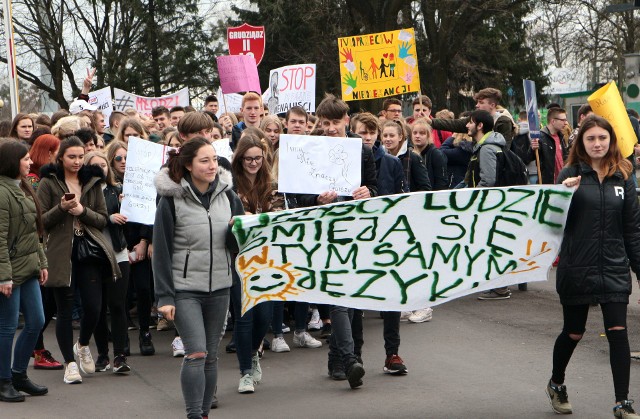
[217,55,261,94]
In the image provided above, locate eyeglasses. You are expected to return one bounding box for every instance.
[243,156,263,164]
[114,155,126,162]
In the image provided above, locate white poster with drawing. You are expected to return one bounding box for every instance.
[120,137,172,224]
[88,86,113,127]
[277,134,362,196]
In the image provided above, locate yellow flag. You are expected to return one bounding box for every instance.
[588,81,636,158]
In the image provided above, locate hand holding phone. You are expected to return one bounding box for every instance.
[64,193,75,200]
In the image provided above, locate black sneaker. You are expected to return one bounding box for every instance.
[320,323,332,338]
[95,355,111,372]
[346,362,365,389]
[127,318,138,331]
[329,364,346,381]
[139,332,155,356]
[113,355,130,374]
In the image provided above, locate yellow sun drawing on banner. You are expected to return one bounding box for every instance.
[238,246,301,313]
[509,239,552,274]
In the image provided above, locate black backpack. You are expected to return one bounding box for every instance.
[495,146,529,186]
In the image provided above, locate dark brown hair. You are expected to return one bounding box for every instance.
[232,134,273,214]
[567,115,632,179]
[166,137,213,183]
[0,140,44,235]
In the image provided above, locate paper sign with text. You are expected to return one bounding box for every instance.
[120,137,172,225]
[338,28,420,101]
[217,55,261,94]
[113,88,190,117]
[215,86,243,118]
[262,64,316,115]
[88,87,113,128]
[233,186,573,314]
[277,134,362,196]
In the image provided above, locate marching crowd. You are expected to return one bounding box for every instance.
[3,71,640,418]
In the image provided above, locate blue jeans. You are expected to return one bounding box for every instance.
[0,277,45,379]
[174,290,229,419]
[529,174,539,185]
[230,267,273,375]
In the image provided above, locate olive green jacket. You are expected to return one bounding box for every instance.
[0,176,47,286]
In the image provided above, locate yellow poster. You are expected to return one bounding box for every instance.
[338,28,420,101]
[588,81,636,158]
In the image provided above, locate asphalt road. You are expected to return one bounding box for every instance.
[4,270,640,419]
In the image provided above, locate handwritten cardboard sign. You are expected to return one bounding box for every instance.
[588,81,636,158]
[120,137,172,225]
[262,64,316,115]
[113,88,190,117]
[233,186,573,314]
[338,28,421,101]
[277,134,362,196]
[217,55,261,94]
[88,86,113,128]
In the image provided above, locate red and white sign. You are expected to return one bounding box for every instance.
[227,23,266,66]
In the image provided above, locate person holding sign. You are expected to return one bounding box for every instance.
[547,116,640,418]
[297,94,377,389]
[152,137,244,419]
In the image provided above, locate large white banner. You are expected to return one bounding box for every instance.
[233,186,574,314]
[88,86,113,128]
[113,87,190,117]
[262,64,316,115]
[277,134,362,196]
[120,137,172,224]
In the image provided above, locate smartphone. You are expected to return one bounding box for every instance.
[64,193,75,200]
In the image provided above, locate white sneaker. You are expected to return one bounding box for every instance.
[238,373,254,393]
[292,331,322,348]
[251,354,262,383]
[64,362,82,384]
[73,341,95,374]
[172,337,185,357]
[282,323,291,334]
[400,311,412,321]
[408,308,433,323]
[308,309,322,330]
[271,336,290,353]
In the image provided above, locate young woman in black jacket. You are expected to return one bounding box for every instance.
[85,151,131,374]
[380,120,431,192]
[547,116,640,418]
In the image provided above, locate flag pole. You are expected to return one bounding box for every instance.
[2,0,19,117]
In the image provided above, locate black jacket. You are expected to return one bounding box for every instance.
[556,163,640,305]
[373,144,404,196]
[103,183,127,253]
[418,144,448,190]
[441,136,473,188]
[538,126,569,184]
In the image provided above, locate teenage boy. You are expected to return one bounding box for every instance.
[231,92,263,150]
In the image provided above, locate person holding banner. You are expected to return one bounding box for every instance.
[152,137,244,419]
[547,116,640,418]
[299,93,377,389]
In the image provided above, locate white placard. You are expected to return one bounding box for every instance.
[215,87,243,118]
[262,64,316,115]
[277,134,362,196]
[88,86,113,127]
[113,87,190,117]
[212,138,233,161]
[120,137,171,224]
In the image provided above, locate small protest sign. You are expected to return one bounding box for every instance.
[338,28,420,101]
[120,137,172,225]
[113,88,190,117]
[262,64,316,115]
[215,87,243,118]
[227,23,266,66]
[277,134,362,196]
[523,80,541,140]
[88,87,113,127]
[233,185,573,314]
[217,55,261,94]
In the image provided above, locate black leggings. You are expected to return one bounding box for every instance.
[129,259,153,333]
[552,302,629,401]
[35,286,57,350]
[53,257,110,363]
[94,262,130,357]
